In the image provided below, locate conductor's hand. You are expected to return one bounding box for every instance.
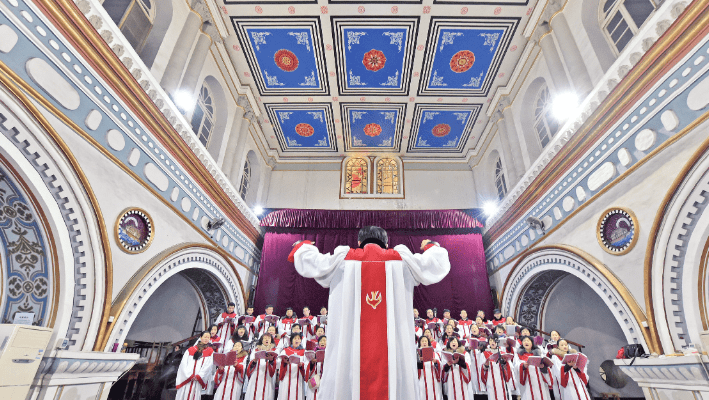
[420,239,432,250]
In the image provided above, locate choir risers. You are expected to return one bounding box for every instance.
[615,355,709,398]
[28,350,139,400]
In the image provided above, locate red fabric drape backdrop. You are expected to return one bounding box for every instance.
[252,209,493,319]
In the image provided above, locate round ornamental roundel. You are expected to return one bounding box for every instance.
[364,123,382,137]
[432,123,451,137]
[362,49,386,71]
[295,123,314,137]
[115,208,154,254]
[450,50,475,73]
[597,208,639,255]
[274,49,299,72]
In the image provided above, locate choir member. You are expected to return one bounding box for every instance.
[243,306,256,340]
[516,327,533,348]
[266,326,280,349]
[245,334,277,400]
[216,303,238,352]
[417,335,443,400]
[277,332,307,400]
[414,308,420,319]
[515,336,551,400]
[505,317,516,326]
[278,325,304,352]
[317,307,328,335]
[494,325,506,338]
[552,339,589,400]
[225,325,250,353]
[480,335,512,400]
[546,330,561,354]
[477,310,488,324]
[279,308,297,337]
[491,309,505,326]
[442,337,471,400]
[426,309,444,340]
[441,324,459,347]
[254,305,278,338]
[424,328,443,356]
[458,310,474,339]
[442,309,452,326]
[214,341,249,400]
[313,325,325,343]
[475,316,486,329]
[414,323,424,344]
[301,307,317,340]
[176,331,215,400]
[467,328,486,396]
[305,335,327,400]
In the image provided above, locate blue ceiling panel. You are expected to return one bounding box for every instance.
[265,103,337,152]
[408,103,482,153]
[341,103,406,152]
[332,17,418,96]
[232,17,329,96]
[418,17,518,97]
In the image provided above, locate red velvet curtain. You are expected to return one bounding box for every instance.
[253,209,492,319]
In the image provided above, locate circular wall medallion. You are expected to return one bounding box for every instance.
[274,49,298,72]
[450,50,475,73]
[362,49,386,71]
[295,123,314,137]
[364,123,382,137]
[597,207,639,255]
[115,208,154,254]
[432,123,451,137]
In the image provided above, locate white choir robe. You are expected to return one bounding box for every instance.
[426,319,445,340]
[214,355,248,400]
[305,359,324,400]
[216,313,238,351]
[556,357,590,400]
[458,320,474,339]
[468,348,485,395]
[254,314,279,338]
[176,346,215,400]
[291,241,451,400]
[245,353,277,400]
[443,353,472,400]
[480,350,513,400]
[550,354,564,400]
[514,352,551,400]
[430,341,443,357]
[300,316,317,340]
[277,348,307,400]
[279,318,297,337]
[414,326,423,344]
[418,352,443,400]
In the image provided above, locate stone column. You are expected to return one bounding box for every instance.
[160,12,201,95]
[500,99,528,177]
[536,22,571,94]
[178,25,214,96]
[495,111,521,187]
[550,13,593,96]
[229,110,254,186]
[219,97,247,171]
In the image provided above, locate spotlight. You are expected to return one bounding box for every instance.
[552,92,579,121]
[253,206,264,216]
[482,201,498,217]
[173,90,194,112]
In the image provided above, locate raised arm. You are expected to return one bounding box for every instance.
[287,241,349,288]
[395,241,451,285]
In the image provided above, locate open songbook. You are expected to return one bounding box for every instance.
[506,325,521,337]
[468,338,487,349]
[418,347,435,363]
[265,315,279,324]
[317,315,328,325]
[279,354,302,364]
[441,351,464,364]
[427,322,439,331]
[534,335,545,346]
[487,351,514,363]
[546,342,558,351]
[297,318,311,326]
[525,356,554,368]
[414,318,426,328]
[304,350,325,362]
[305,340,317,351]
[238,315,255,325]
[213,351,239,367]
[221,317,236,326]
[561,353,588,371]
[254,350,278,361]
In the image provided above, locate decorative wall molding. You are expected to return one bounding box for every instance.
[615,356,709,390]
[501,246,649,349]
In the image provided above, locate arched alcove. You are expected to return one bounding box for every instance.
[581,0,618,72]
[102,244,246,351]
[487,149,506,201]
[139,0,173,68]
[519,76,548,162]
[243,150,261,206]
[203,76,228,160]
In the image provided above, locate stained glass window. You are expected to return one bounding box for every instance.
[239,158,251,200]
[345,158,368,194]
[534,85,559,148]
[601,0,656,54]
[495,157,507,200]
[191,83,214,147]
[376,158,399,194]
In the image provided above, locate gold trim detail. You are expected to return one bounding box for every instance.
[100,242,247,350]
[596,207,640,256]
[114,207,155,254]
[698,237,709,331]
[500,244,655,352]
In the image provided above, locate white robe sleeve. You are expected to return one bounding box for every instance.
[394,245,451,285]
[292,244,350,288]
[176,351,193,386]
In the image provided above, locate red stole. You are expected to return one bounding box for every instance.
[345,244,402,400]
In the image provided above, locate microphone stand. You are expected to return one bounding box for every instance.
[496,346,512,400]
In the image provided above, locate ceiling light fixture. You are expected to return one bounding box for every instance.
[173,90,195,112]
[482,201,498,217]
[253,206,264,216]
[551,92,579,121]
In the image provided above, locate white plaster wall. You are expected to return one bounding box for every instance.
[265,168,477,210]
[563,2,607,84]
[125,273,201,342]
[148,0,192,82]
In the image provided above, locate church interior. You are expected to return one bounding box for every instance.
[0,0,707,398]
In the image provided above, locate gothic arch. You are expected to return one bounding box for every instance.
[102,243,246,351]
[646,135,709,353]
[501,245,650,350]
[0,77,110,351]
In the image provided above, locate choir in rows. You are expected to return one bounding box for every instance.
[174,303,590,400]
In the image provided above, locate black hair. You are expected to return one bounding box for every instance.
[209,324,219,333]
[194,331,210,359]
[231,325,249,342]
[489,334,500,343]
[318,335,327,344]
[520,326,534,336]
[443,309,450,313]
[550,330,561,338]
[358,226,388,248]
[290,333,303,347]
[445,337,461,350]
[257,333,273,346]
[303,306,310,310]
[265,304,274,309]
[227,302,235,307]
[418,335,430,348]
[494,325,506,332]
[518,335,539,352]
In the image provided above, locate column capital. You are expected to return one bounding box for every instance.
[532,21,551,44]
[237,95,251,109]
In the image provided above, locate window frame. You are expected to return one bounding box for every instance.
[191,82,215,148]
[115,0,155,53]
[239,157,251,201]
[495,156,507,201]
[340,156,404,199]
[533,85,559,149]
[600,0,657,55]
[375,158,400,195]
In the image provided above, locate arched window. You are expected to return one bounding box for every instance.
[601,0,657,54]
[104,0,154,53]
[191,83,214,147]
[534,85,559,148]
[239,158,251,200]
[495,157,507,200]
[376,158,399,194]
[345,158,368,194]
